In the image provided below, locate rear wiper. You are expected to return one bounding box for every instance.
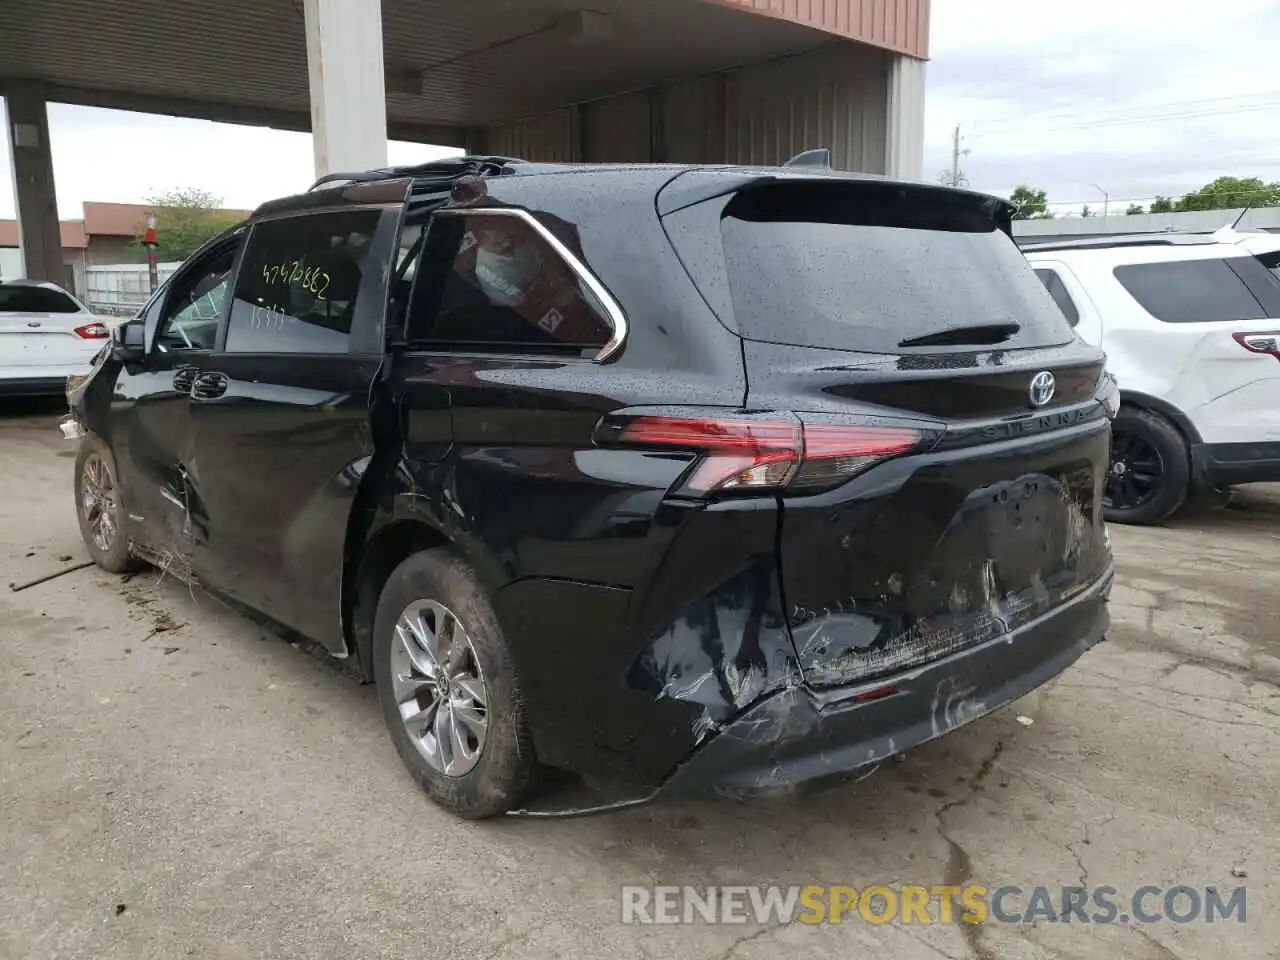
[897,322,1021,348]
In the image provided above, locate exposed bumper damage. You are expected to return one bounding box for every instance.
[786,470,1111,690]
[627,554,799,746]
[657,564,1113,800]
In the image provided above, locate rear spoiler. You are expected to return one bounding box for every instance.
[656,168,1015,230]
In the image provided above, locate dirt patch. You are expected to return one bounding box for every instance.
[120,576,186,641]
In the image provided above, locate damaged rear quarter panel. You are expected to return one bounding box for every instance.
[623,496,801,760]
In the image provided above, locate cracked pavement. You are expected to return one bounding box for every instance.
[1,403,1276,960]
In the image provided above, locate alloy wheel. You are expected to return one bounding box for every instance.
[1104,429,1164,511]
[389,599,489,777]
[80,453,119,554]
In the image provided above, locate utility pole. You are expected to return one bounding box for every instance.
[944,124,970,188]
[1092,183,1110,218]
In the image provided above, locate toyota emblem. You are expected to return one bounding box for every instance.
[1029,371,1056,407]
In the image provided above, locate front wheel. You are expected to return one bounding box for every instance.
[74,436,140,573]
[372,548,535,819]
[1103,407,1190,525]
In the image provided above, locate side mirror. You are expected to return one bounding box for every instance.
[112,321,146,363]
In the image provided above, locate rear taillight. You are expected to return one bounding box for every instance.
[1233,332,1280,360]
[74,322,110,340]
[603,413,924,496]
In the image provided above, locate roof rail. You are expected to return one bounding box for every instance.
[307,155,526,192]
[1016,232,1222,253]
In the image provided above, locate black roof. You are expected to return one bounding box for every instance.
[248,152,1013,221]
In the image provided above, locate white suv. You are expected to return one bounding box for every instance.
[1023,227,1280,524]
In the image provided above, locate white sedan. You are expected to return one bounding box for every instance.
[0,279,111,397]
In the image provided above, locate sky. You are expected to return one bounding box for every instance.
[924,0,1280,213]
[3,0,1279,221]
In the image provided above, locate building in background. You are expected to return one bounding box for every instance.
[0,201,250,294]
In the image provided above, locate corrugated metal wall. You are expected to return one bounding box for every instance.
[583,91,654,163]
[723,43,888,170]
[483,42,892,173]
[701,0,930,59]
[486,109,579,162]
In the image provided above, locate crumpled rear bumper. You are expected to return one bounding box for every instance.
[657,564,1113,800]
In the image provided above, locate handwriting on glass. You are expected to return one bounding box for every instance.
[262,260,331,298]
[250,303,289,330]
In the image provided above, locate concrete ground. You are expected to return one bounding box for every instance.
[1,400,1276,960]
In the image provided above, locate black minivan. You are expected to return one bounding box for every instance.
[65,156,1116,818]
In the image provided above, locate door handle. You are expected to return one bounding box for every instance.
[191,371,228,401]
[173,365,197,394]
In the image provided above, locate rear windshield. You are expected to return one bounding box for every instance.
[1112,257,1280,323]
[717,182,1074,353]
[0,285,79,314]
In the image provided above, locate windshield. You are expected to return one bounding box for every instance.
[718,182,1075,354]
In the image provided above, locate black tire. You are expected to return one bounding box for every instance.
[73,435,141,573]
[1103,406,1190,525]
[372,548,535,819]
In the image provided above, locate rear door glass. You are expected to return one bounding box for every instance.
[716,182,1074,353]
[1113,258,1270,323]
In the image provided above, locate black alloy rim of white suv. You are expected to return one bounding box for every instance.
[1104,428,1164,511]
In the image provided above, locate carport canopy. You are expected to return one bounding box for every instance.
[2,0,929,282]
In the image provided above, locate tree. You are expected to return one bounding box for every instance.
[1175,176,1280,212]
[1125,203,1146,215]
[1009,185,1052,220]
[1080,204,1096,218]
[132,188,242,262]
[1149,196,1175,214]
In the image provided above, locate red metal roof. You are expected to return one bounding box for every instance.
[0,202,251,250]
[702,0,929,58]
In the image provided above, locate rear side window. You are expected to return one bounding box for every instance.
[226,209,382,353]
[713,182,1073,354]
[406,211,615,357]
[1113,258,1268,323]
[1257,250,1280,284]
[0,285,79,313]
[1034,268,1080,327]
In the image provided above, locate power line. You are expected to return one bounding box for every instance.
[1034,189,1280,209]
[969,89,1280,132]
[969,101,1280,139]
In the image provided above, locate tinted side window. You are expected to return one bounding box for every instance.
[1034,268,1080,327]
[1113,259,1267,323]
[226,209,382,354]
[407,212,614,356]
[155,243,240,352]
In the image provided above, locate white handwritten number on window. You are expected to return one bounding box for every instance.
[250,303,289,330]
[262,260,331,298]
